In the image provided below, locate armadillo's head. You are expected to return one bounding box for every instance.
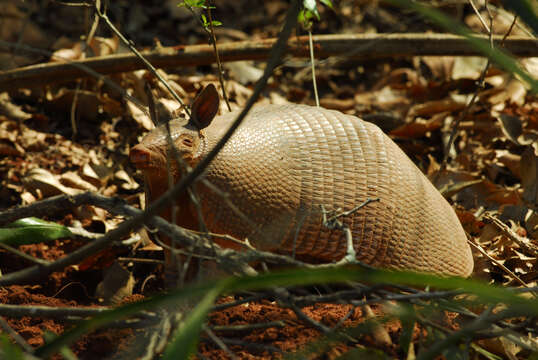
[130,84,220,182]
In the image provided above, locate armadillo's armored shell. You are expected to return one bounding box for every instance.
[196,104,473,277]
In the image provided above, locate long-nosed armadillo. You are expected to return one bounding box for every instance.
[130,86,474,277]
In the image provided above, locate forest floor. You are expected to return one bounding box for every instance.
[0,1,537,359]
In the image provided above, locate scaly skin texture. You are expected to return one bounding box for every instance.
[131,104,474,277]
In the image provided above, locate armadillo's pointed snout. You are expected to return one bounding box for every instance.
[130,144,153,170]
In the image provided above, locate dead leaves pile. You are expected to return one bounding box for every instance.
[0,1,537,358]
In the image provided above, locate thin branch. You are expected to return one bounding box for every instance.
[211,320,286,332]
[468,0,490,33]
[93,1,188,113]
[483,214,538,257]
[206,4,231,111]
[202,324,238,360]
[0,242,51,266]
[0,303,111,319]
[308,30,319,107]
[200,337,283,354]
[439,0,495,170]
[1,34,536,90]
[468,240,530,288]
[0,316,34,354]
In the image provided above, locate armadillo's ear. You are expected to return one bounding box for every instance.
[190,84,219,130]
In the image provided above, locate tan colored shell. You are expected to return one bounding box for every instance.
[133,103,474,277]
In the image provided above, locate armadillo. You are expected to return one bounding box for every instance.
[130,86,474,277]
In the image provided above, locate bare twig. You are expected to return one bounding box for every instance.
[483,214,538,257]
[211,320,286,332]
[0,242,51,266]
[468,0,490,33]
[308,30,319,107]
[321,198,380,264]
[206,4,231,111]
[274,287,331,334]
[0,316,34,354]
[200,337,283,354]
[440,1,495,170]
[93,1,188,113]
[1,34,536,91]
[202,324,238,360]
[468,240,530,288]
[0,303,110,319]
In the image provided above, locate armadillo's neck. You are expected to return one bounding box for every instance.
[144,170,200,231]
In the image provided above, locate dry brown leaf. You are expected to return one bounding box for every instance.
[497,114,522,144]
[227,81,253,108]
[319,98,355,112]
[477,337,520,360]
[225,61,263,84]
[46,89,102,122]
[157,98,181,120]
[60,171,98,192]
[418,56,454,81]
[520,146,538,205]
[86,155,116,185]
[154,70,189,100]
[524,210,538,240]
[0,3,47,68]
[99,93,124,117]
[451,57,487,80]
[114,169,139,191]
[355,86,410,114]
[19,191,37,205]
[95,262,134,305]
[488,79,527,106]
[407,98,465,119]
[127,100,153,131]
[20,128,48,152]
[51,42,84,62]
[0,93,32,121]
[0,140,24,157]
[495,150,521,179]
[390,114,444,138]
[80,163,103,188]
[23,168,81,198]
[373,68,422,90]
[434,170,521,209]
[89,37,119,57]
[522,58,538,80]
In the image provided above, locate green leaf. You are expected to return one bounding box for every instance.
[470,343,504,360]
[35,267,538,358]
[163,282,226,360]
[178,0,207,9]
[0,335,25,360]
[211,20,222,27]
[397,304,416,356]
[303,0,320,20]
[0,217,72,246]
[320,0,333,9]
[334,347,391,359]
